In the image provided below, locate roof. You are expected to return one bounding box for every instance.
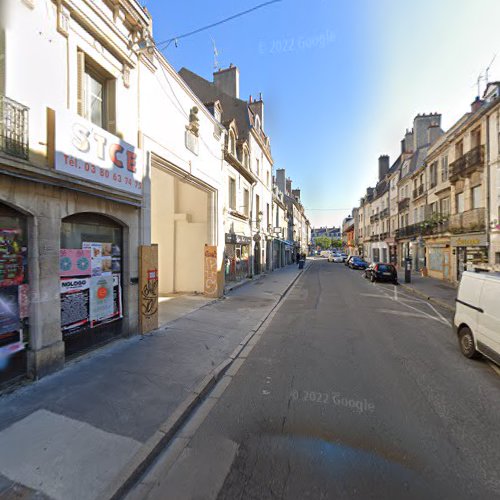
[179,67,262,144]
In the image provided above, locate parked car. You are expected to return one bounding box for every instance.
[364,263,398,284]
[345,256,355,267]
[329,253,343,263]
[349,257,368,270]
[339,252,348,262]
[454,271,500,365]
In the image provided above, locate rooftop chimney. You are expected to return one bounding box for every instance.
[378,155,390,180]
[292,189,301,201]
[286,177,292,196]
[249,93,264,130]
[276,168,286,194]
[213,64,239,98]
[471,96,484,113]
[427,124,443,145]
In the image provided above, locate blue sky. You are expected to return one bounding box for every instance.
[144,0,500,228]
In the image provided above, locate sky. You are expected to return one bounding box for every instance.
[143,0,500,228]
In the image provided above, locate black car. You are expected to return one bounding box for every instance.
[364,263,398,284]
[349,257,368,270]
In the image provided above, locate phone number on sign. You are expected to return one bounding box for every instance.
[62,155,142,190]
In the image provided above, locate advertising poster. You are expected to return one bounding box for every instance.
[90,275,114,325]
[113,273,122,319]
[18,284,29,319]
[0,229,24,287]
[83,242,105,276]
[0,286,20,336]
[60,278,90,332]
[59,249,91,277]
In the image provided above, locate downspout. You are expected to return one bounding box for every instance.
[486,112,492,268]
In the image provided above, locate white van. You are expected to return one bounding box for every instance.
[454,271,500,365]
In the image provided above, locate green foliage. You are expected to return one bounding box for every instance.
[315,236,332,249]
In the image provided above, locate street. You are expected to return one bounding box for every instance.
[130,259,500,500]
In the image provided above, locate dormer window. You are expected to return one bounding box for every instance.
[243,147,249,168]
[229,130,236,156]
[255,115,261,130]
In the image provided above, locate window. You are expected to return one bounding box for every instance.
[419,206,425,221]
[228,177,236,210]
[441,156,449,181]
[77,51,116,132]
[455,140,464,158]
[256,158,260,176]
[471,127,481,149]
[243,189,249,216]
[472,185,482,209]
[440,197,450,215]
[496,252,500,265]
[229,131,236,156]
[243,149,249,168]
[430,162,438,187]
[255,194,260,224]
[456,192,465,213]
[266,170,270,187]
[267,203,270,228]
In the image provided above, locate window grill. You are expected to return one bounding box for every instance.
[0,95,29,160]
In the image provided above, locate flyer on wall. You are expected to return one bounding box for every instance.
[89,275,114,326]
[60,278,90,333]
[59,249,92,277]
[0,229,25,287]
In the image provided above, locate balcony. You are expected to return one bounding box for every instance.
[0,95,29,160]
[412,184,424,199]
[395,224,421,239]
[449,208,486,234]
[398,198,410,211]
[421,219,450,236]
[449,145,485,182]
[379,208,390,219]
[370,214,380,224]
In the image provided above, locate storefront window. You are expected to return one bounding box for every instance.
[60,213,123,357]
[0,203,28,385]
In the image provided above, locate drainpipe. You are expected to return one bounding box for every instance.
[486,113,492,268]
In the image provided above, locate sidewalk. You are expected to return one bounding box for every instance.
[0,263,309,500]
[397,271,457,312]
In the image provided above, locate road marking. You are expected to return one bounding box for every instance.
[488,362,500,377]
[426,302,452,327]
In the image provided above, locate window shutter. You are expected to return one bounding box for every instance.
[106,78,116,134]
[76,51,85,116]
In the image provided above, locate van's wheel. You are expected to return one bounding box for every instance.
[458,326,481,359]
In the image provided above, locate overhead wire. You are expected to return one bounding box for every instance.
[155,0,282,50]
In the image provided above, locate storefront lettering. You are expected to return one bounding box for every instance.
[72,124,137,173]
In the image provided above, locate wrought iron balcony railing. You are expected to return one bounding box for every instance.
[0,95,29,160]
[379,208,390,219]
[398,198,410,211]
[412,184,425,199]
[395,223,421,239]
[449,145,485,182]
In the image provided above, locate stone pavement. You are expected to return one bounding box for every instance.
[0,263,309,500]
[397,271,457,312]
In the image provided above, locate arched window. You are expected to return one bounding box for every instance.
[243,147,249,168]
[60,212,124,357]
[229,130,236,156]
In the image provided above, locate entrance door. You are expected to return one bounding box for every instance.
[254,241,261,275]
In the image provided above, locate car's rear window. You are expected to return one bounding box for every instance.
[378,264,394,272]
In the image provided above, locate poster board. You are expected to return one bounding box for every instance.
[139,245,158,334]
[204,245,219,298]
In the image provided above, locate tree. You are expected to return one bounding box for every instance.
[331,239,343,249]
[315,236,332,249]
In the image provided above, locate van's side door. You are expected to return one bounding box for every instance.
[477,280,500,360]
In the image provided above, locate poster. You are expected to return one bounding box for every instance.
[82,242,114,276]
[0,229,24,287]
[59,249,91,277]
[90,275,114,324]
[60,278,90,332]
[113,273,122,319]
[0,286,20,336]
[18,284,29,319]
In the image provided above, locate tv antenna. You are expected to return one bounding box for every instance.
[485,53,497,86]
[211,37,220,71]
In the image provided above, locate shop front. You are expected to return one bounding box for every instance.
[424,236,451,282]
[224,233,251,283]
[451,233,489,282]
[0,203,29,386]
[60,214,124,357]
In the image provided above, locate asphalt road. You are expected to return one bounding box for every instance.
[129,259,500,500]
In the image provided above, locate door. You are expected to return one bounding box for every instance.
[477,280,500,357]
[443,248,450,281]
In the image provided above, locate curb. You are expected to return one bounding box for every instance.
[399,283,455,313]
[102,263,308,500]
